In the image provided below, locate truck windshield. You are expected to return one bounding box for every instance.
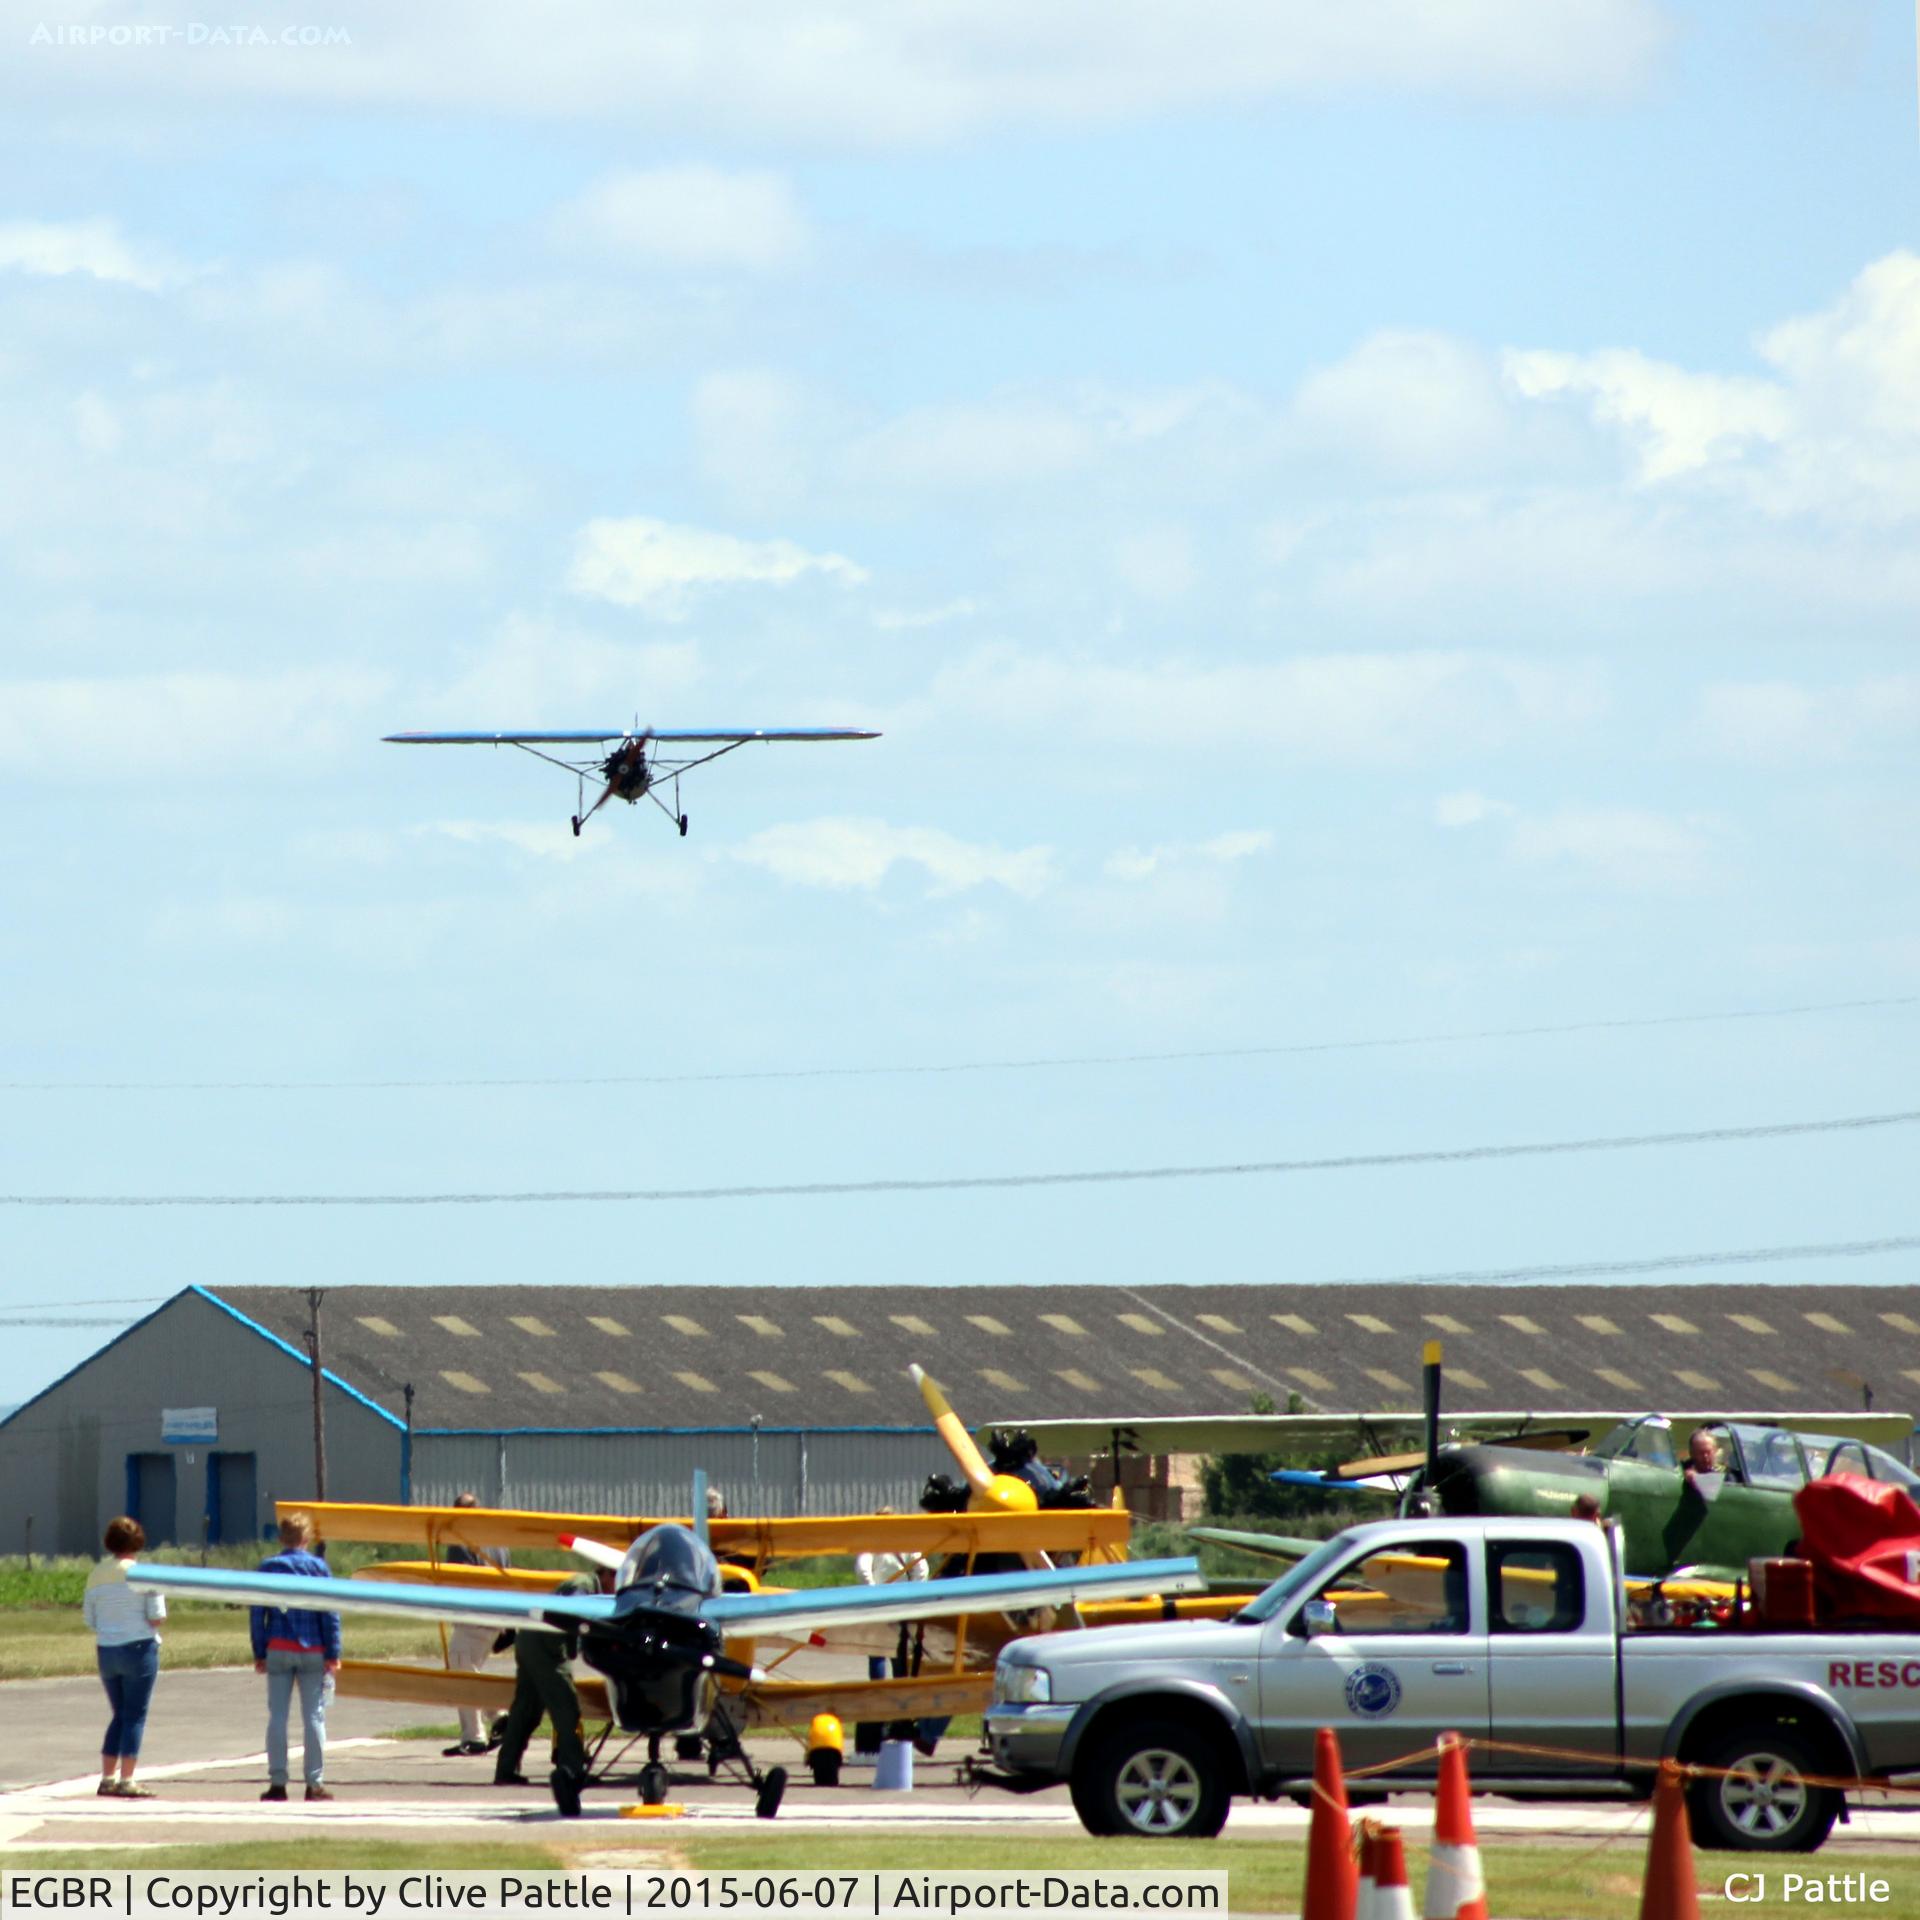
[1234,1536,1352,1624]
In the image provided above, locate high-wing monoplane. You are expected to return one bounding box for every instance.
[130,1472,1201,1819]
[984,1389,1918,1588]
[383,723,879,836]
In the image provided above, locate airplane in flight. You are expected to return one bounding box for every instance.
[382,723,879,836]
[129,1472,1201,1818]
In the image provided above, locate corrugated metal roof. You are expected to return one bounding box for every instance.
[203,1281,1920,1432]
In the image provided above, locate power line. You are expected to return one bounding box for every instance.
[0,1316,140,1327]
[1337,1233,1920,1287]
[3,1106,1914,1209]
[4,1295,168,1310]
[1,993,1911,1093]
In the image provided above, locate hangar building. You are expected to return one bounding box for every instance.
[2,1279,1918,1554]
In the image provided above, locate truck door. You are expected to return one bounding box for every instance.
[1257,1536,1489,1773]
[1485,1538,1617,1774]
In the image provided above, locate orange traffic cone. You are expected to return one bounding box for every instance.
[1302,1729,1357,1920]
[1423,1733,1487,1920]
[1355,1819,1380,1920]
[1638,1760,1701,1920]
[1370,1826,1417,1920]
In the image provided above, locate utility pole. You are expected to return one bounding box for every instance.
[304,1287,329,1502]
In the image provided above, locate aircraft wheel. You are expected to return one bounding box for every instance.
[1075,1718,1229,1839]
[678,813,689,836]
[570,816,582,837]
[550,1769,583,1819]
[639,1762,670,1806]
[808,1749,842,1787]
[756,1765,789,1820]
[1688,1724,1839,1853]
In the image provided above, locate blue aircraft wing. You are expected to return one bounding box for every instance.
[126,1562,613,1636]
[383,729,879,745]
[701,1555,1204,1639]
[1271,1468,1402,1496]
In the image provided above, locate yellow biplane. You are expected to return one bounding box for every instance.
[286,1363,1235,1752]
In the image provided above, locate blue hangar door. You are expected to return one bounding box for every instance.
[206,1452,258,1545]
[125,1454,178,1544]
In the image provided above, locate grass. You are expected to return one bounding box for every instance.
[16,1840,572,1870]
[15,1832,1911,1916]
[0,1543,524,1679]
[672,1835,1917,1917]
[0,1605,448,1681]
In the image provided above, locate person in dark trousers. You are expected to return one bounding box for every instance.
[492,1572,601,1805]
[250,1511,342,1803]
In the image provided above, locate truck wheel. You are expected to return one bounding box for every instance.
[1074,1718,1229,1839]
[1687,1725,1839,1853]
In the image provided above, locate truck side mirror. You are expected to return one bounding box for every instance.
[1301,1599,1337,1638]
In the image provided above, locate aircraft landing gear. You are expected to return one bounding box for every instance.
[678,814,689,837]
[571,816,582,837]
[638,1761,670,1806]
[755,1766,788,1820]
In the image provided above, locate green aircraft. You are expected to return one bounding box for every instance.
[1216,1413,1920,1585]
[987,1404,1920,1587]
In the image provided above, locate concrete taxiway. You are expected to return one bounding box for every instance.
[7,1670,1920,1854]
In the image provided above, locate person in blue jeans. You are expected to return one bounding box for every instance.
[83,1515,167,1798]
[249,1511,342,1803]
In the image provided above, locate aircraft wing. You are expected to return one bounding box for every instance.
[988,1410,1913,1458]
[977,1413,1607,1455]
[648,730,879,742]
[1272,1468,1404,1498]
[384,729,878,745]
[127,1562,612,1637]
[1189,1526,1326,1561]
[701,1556,1203,1640]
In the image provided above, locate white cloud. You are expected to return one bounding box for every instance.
[1105,829,1272,881]
[926,646,1606,760]
[0,668,389,779]
[848,399,1100,491]
[1293,329,1533,480]
[415,818,601,863]
[1505,346,1787,481]
[1698,675,1920,764]
[1433,790,1514,828]
[148,894,297,950]
[872,598,980,632]
[1111,524,1197,601]
[732,816,1054,897]
[1758,251,1920,433]
[12,3,1670,142]
[0,218,177,290]
[72,391,121,455]
[566,516,868,615]
[432,617,704,723]
[550,165,813,271]
[693,369,821,507]
[1506,806,1716,893]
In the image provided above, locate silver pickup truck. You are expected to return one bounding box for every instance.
[984,1516,1920,1851]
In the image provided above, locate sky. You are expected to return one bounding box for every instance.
[2,1,1917,1412]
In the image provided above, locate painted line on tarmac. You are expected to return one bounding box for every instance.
[0,1740,398,1811]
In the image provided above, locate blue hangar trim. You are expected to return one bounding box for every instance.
[189,1286,405,1431]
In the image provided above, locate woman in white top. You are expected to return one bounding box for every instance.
[82,1515,166,1797]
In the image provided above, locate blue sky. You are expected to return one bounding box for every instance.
[2,1,1917,1410]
